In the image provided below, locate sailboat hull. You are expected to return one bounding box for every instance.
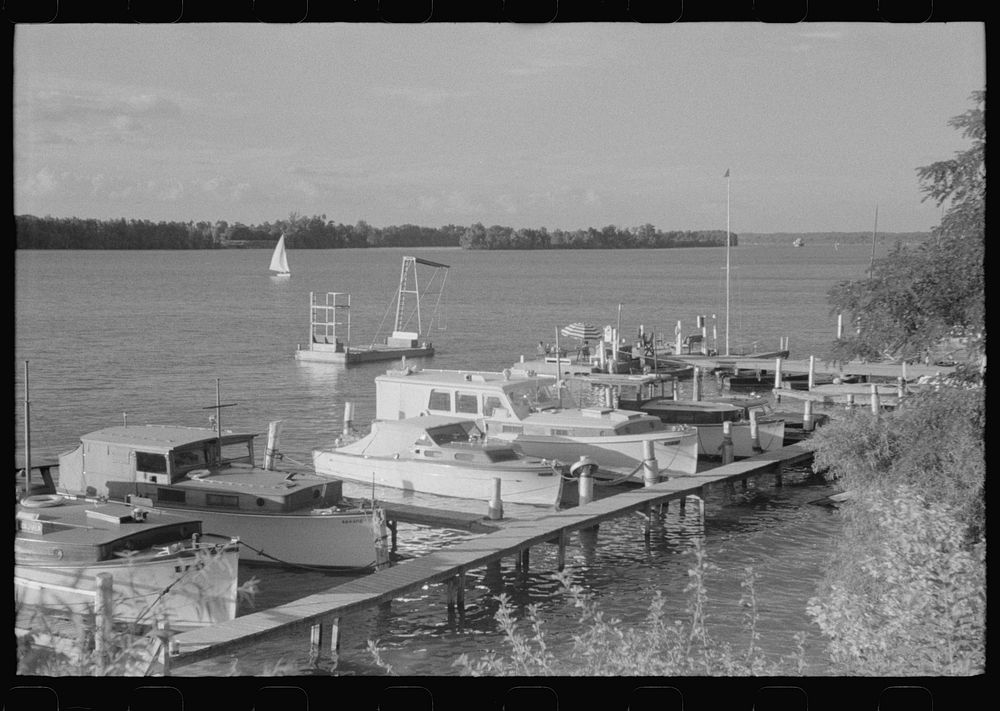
[295,344,434,364]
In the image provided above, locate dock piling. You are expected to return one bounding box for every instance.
[672,377,679,401]
[692,367,701,401]
[574,457,597,506]
[808,355,816,390]
[870,384,880,415]
[846,393,855,410]
[642,440,659,487]
[749,409,762,453]
[721,421,734,464]
[342,402,355,437]
[94,572,113,665]
[774,357,783,389]
[487,478,503,520]
[803,400,814,432]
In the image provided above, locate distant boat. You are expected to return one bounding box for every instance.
[269,234,291,277]
[792,237,804,247]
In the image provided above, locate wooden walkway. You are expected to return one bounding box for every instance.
[671,354,952,380]
[167,443,813,670]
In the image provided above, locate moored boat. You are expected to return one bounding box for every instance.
[15,494,240,631]
[373,366,699,481]
[269,234,291,277]
[56,423,389,570]
[313,416,564,507]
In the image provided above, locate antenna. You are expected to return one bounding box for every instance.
[202,378,237,436]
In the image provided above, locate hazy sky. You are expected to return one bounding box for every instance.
[14,23,984,233]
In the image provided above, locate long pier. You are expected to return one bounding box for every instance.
[670,354,953,380]
[166,442,813,672]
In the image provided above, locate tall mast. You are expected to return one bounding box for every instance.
[725,168,731,356]
[869,203,879,280]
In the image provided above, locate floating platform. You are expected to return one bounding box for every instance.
[295,341,434,365]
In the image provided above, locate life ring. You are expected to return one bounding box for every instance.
[21,493,65,508]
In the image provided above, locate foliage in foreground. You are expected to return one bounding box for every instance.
[807,485,985,676]
[805,386,985,675]
[808,387,984,538]
[372,541,808,676]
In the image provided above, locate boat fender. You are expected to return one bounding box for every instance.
[189,469,211,480]
[20,493,65,508]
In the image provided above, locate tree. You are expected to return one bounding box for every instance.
[825,91,985,376]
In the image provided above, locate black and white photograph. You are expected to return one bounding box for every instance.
[11,14,984,706]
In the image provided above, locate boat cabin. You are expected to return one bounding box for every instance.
[58,425,344,513]
[375,367,666,437]
[360,416,529,465]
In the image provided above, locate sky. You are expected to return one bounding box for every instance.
[13,23,985,234]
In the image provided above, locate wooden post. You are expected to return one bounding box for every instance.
[837,313,844,339]
[749,409,761,453]
[675,320,683,356]
[721,421,734,464]
[774,461,784,487]
[557,530,567,571]
[487,477,503,520]
[774,357,783,389]
[807,355,816,391]
[94,572,113,666]
[870,384,880,415]
[157,621,172,676]
[577,466,594,506]
[692,367,701,401]
[803,399,814,431]
[642,439,658,486]
[846,393,855,410]
[672,377,679,401]
[388,519,398,553]
[330,617,341,664]
[263,420,282,470]
[342,402,354,437]
[309,622,325,664]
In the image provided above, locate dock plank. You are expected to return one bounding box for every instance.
[170,443,814,666]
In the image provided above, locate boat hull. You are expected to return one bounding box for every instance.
[137,506,383,569]
[492,429,700,480]
[689,418,786,458]
[295,345,434,364]
[312,450,563,507]
[15,542,239,631]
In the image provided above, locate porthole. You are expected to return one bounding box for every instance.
[256,498,266,507]
[313,490,320,498]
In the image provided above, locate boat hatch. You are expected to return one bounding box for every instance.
[580,408,614,417]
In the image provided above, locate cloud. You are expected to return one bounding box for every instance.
[21,167,61,196]
[370,85,474,106]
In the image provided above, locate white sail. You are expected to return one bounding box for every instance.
[269,235,290,276]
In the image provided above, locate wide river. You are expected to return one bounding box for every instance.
[15,243,876,676]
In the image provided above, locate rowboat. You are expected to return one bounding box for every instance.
[313,415,565,507]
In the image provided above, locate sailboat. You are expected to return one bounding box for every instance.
[719,169,787,360]
[269,234,291,277]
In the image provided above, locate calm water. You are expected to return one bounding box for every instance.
[14,244,870,675]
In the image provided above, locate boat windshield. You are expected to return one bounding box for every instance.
[507,382,566,414]
[426,422,483,445]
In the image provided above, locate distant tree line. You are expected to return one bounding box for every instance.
[15,214,734,250]
[738,231,931,246]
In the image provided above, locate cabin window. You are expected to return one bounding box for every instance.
[207,493,240,508]
[501,425,523,434]
[483,396,506,417]
[173,449,206,470]
[453,452,476,462]
[423,450,443,458]
[456,392,479,414]
[485,449,519,463]
[136,452,167,474]
[550,428,570,436]
[156,487,186,503]
[427,389,452,412]
[221,441,253,464]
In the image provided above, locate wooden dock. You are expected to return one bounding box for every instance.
[671,354,952,380]
[166,442,813,671]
